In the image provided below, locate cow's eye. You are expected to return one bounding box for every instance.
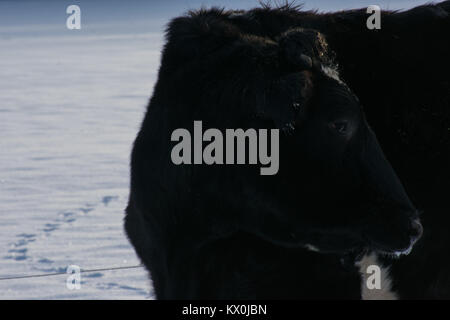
[329,120,348,134]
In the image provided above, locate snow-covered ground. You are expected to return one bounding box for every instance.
[0,0,434,300]
[0,0,169,300]
[0,21,162,301]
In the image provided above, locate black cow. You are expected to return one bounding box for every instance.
[125,2,449,299]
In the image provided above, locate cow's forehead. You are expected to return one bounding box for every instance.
[314,69,361,112]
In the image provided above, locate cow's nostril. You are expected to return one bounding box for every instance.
[410,219,423,240]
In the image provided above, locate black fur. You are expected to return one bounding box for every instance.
[125,1,450,299]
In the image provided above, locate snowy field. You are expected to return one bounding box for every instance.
[0,0,432,300]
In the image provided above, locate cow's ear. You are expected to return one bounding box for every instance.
[277,28,330,72]
[264,70,314,133]
[265,28,324,134]
[256,28,328,132]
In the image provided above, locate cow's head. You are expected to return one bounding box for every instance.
[242,28,422,258]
